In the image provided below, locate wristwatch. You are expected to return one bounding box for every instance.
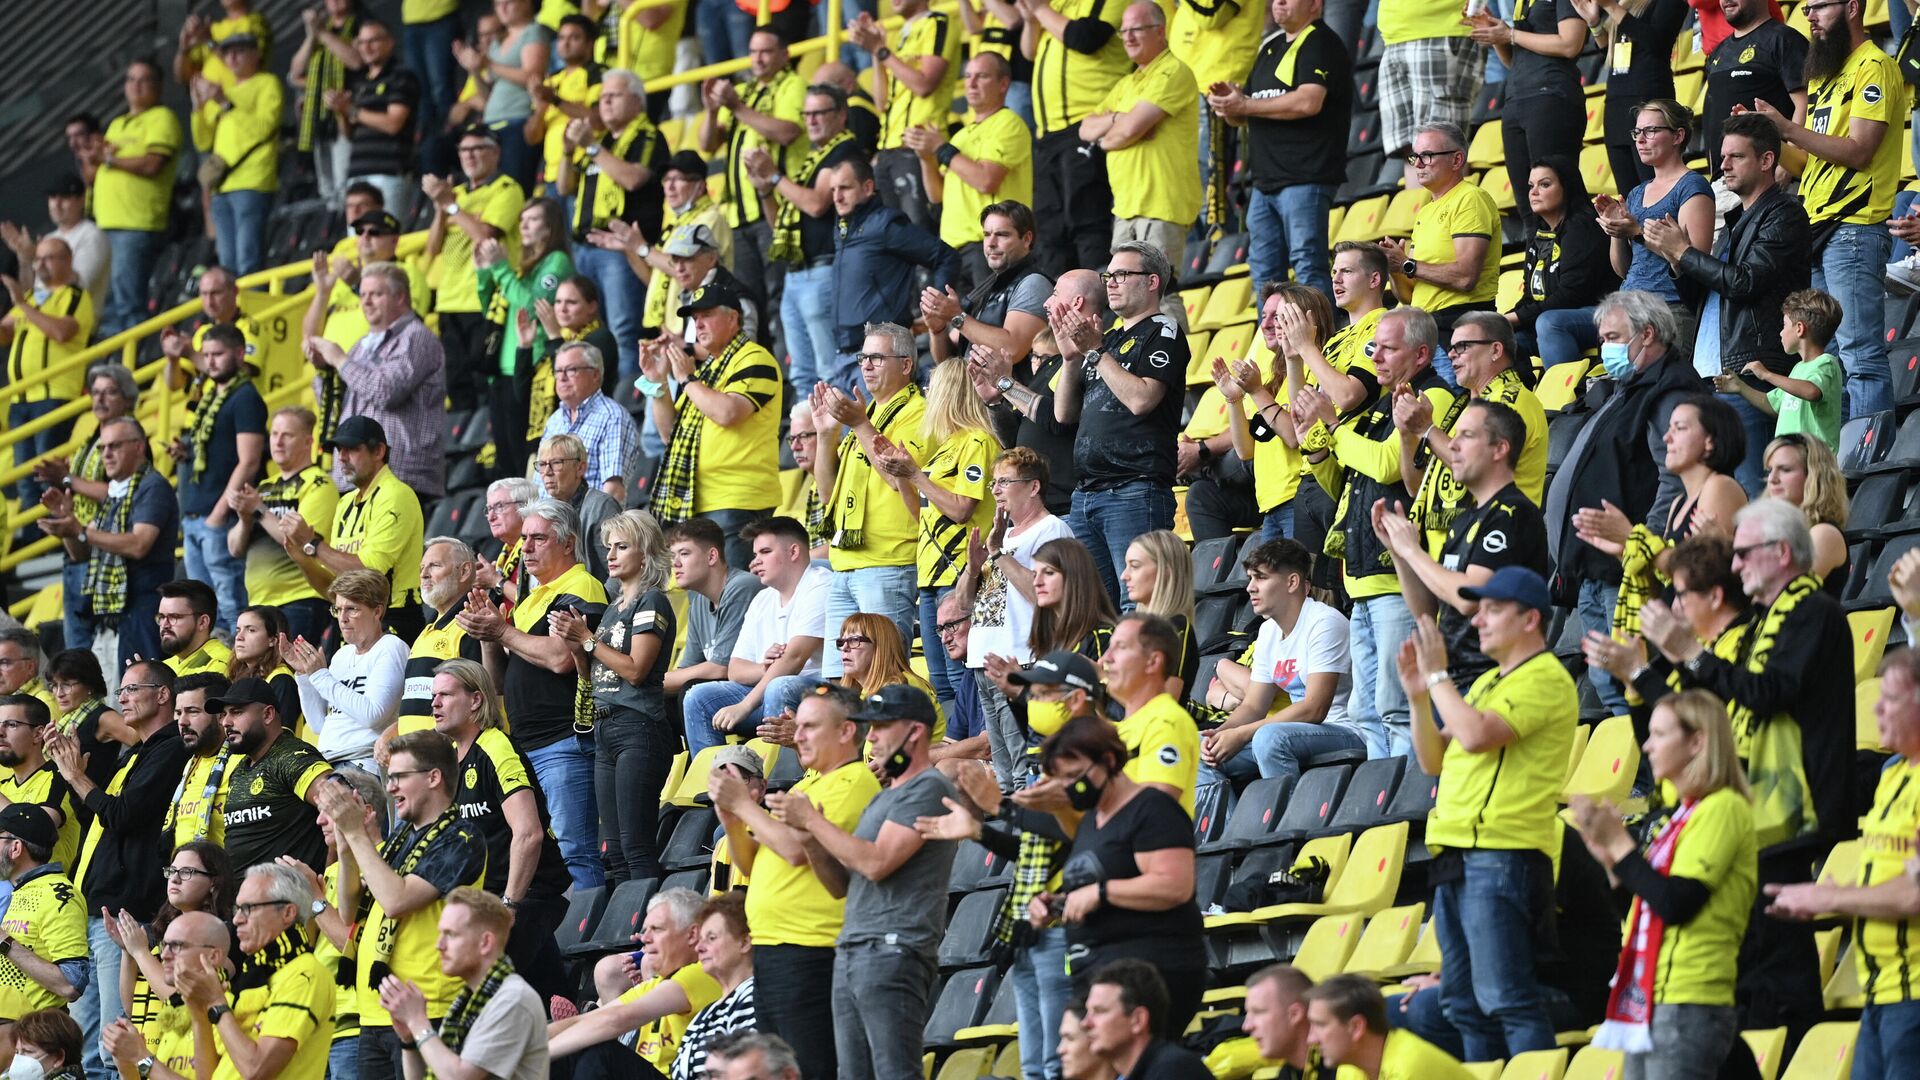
[1400,258,1417,277]
[875,46,893,61]
[1424,670,1452,689]
[311,898,328,918]
[947,313,966,334]
[583,638,599,655]
[636,241,652,259]
[584,143,602,159]
[994,375,1015,393]
[208,1004,232,1025]
[136,1058,156,1080]
[303,540,319,557]
[0,937,15,957]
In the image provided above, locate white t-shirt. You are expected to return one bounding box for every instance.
[1250,597,1353,728]
[731,564,832,677]
[299,632,409,764]
[967,514,1078,668]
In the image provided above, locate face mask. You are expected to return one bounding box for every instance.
[878,725,916,780]
[1599,340,1636,380]
[1066,767,1106,811]
[8,1056,43,1080]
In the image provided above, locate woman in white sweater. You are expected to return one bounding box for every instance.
[287,567,408,773]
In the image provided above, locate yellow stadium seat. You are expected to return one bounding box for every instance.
[1850,606,1895,684]
[1580,144,1618,198]
[1196,277,1255,331]
[23,584,63,630]
[1500,1048,1570,1080]
[659,751,688,807]
[1326,204,1346,245]
[1466,1062,1505,1080]
[1181,285,1212,327]
[1868,0,1890,29]
[744,738,783,776]
[1208,834,1355,930]
[1675,71,1705,114]
[1779,1021,1856,1080]
[1583,97,1606,145]
[1469,119,1505,170]
[1380,187,1431,238]
[1536,360,1592,413]
[666,744,731,806]
[1858,678,1886,751]
[1336,194,1393,243]
[1184,332,1214,385]
[1344,903,1426,980]
[1481,166,1516,212]
[1246,823,1408,925]
[991,1041,1021,1079]
[1563,1045,1623,1080]
[1497,270,1525,314]
[1815,926,1844,987]
[1563,721,1592,787]
[1743,1028,1788,1080]
[1203,324,1257,382]
[923,1051,935,1080]
[1823,940,1864,1010]
[1672,33,1704,73]
[1905,127,1916,181]
[1563,715,1638,806]
[1202,1035,1270,1077]
[1292,913,1364,981]
[932,1047,992,1080]
[1379,920,1442,980]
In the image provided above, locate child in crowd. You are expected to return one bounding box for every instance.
[1716,288,1844,450]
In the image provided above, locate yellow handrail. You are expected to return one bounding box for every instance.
[623,0,942,89]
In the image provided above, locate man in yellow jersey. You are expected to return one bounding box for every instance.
[904,54,1031,288]
[177,862,335,1080]
[1304,974,1474,1080]
[1,236,94,508]
[101,911,230,1080]
[0,804,87,1027]
[638,278,783,562]
[1767,644,1920,1074]
[1300,306,1457,758]
[190,33,283,275]
[156,581,233,676]
[562,68,666,385]
[317,730,486,1080]
[391,538,483,735]
[1098,613,1200,813]
[82,60,182,336]
[52,657,189,1077]
[279,416,427,640]
[710,684,879,1079]
[526,15,605,190]
[1749,0,1903,418]
[0,697,79,874]
[228,406,340,644]
[1380,122,1501,387]
[849,0,960,231]
[1243,965,1336,1079]
[425,124,525,413]
[1080,3,1201,272]
[1015,0,1130,275]
[1398,567,1573,1062]
[382,887,545,1079]
[164,673,237,852]
[700,28,806,313]
[810,321,928,674]
[547,888,720,1072]
[1377,0,1481,185]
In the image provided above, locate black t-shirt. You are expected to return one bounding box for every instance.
[1604,0,1689,105]
[992,352,1078,515]
[503,585,606,751]
[1507,0,1583,98]
[799,139,866,263]
[1704,20,1808,177]
[1073,314,1189,490]
[591,588,675,719]
[179,381,266,517]
[388,812,488,899]
[1065,786,1203,959]
[347,65,422,177]
[1245,20,1353,191]
[222,734,332,874]
[454,730,571,902]
[1440,482,1550,687]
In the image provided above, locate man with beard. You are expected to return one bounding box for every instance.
[213,677,338,876]
[173,322,266,634]
[393,536,483,736]
[921,200,1050,367]
[158,579,232,676]
[162,673,236,853]
[1747,0,1903,418]
[1702,0,1805,204]
[157,267,265,402]
[0,696,78,874]
[0,804,87,1028]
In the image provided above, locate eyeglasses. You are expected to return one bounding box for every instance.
[935,617,971,637]
[231,901,295,920]
[1450,339,1497,351]
[788,431,818,443]
[1118,22,1162,34]
[1100,269,1148,284]
[485,502,518,516]
[835,635,872,649]
[117,682,164,697]
[534,457,583,471]
[1630,126,1679,140]
[855,352,906,366]
[989,477,1035,490]
[457,144,496,156]
[1802,0,1849,12]
[98,438,144,451]
[0,658,26,668]
[1731,539,1784,562]
[1404,149,1462,166]
[0,720,46,733]
[386,768,430,782]
[160,939,221,953]
[553,365,595,378]
[160,865,213,882]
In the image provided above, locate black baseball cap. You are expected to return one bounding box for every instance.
[851,684,939,726]
[205,677,277,712]
[351,210,403,236]
[325,415,388,451]
[48,174,86,198]
[677,277,746,317]
[1008,650,1101,692]
[456,122,500,146]
[0,804,59,854]
[664,150,708,179]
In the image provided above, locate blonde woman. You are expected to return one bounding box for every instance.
[1120,529,1200,699]
[552,509,676,883]
[1762,435,1849,591]
[877,357,1001,718]
[1570,689,1755,1080]
[286,568,406,773]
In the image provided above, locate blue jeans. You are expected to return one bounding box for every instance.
[1007,81,1035,131]
[1537,306,1599,368]
[1578,578,1628,714]
[1431,343,1458,388]
[1068,481,1177,611]
[823,565,919,679]
[526,735,603,890]
[75,915,113,1080]
[918,585,959,715]
[1246,183,1335,303]
[824,350,864,396]
[1895,188,1919,263]
[1813,221,1893,419]
[1200,720,1368,789]
[1433,849,1558,1062]
[10,399,73,509]
[329,1037,361,1080]
[211,189,271,276]
[404,15,460,132]
[1011,927,1071,1080]
[62,560,92,653]
[1348,593,1413,758]
[1717,390,1773,496]
[683,680,763,755]
[698,0,753,63]
[102,229,166,336]
[1855,1000,1920,1080]
[1261,503,1295,542]
[782,263,838,395]
[182,515,247,632]
[574,245,647,387]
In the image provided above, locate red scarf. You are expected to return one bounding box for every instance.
[1596,799,1697,1053]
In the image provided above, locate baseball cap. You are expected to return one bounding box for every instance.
[661,223,721,259]
[205,677,277,712]
[1458,566,1553,614]
[1008,650,1101,692]
[677,277,745,317]
[215,31,260,49]
[351,210,403,236]
[710,745,765,779]
[325,415,388,451]
[850,684,939,726]
[48,174,86,198]
[663,150,708,179]
[456,122,500,146]
[0,804,59,854]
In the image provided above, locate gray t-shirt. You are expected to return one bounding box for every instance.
[839,767,959,954]
[680,569,765,669]
[591,588,675,717]
[446,973,549,1080]
[1007,272,1051,320]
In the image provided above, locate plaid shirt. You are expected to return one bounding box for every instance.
[541,391,642,495]
[326,312,447,497]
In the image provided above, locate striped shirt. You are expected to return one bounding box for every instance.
[540,391,642,494]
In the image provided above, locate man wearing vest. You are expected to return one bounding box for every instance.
[561,67,666,388]
[922,200,1051,368]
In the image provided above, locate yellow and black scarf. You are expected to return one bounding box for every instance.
[770,130,854,265]
[72,429,107,524]
[649,335,749,526]
[831,384,921,551]
[439,955,515,1053]
[297,14,358,151]
[1728,574,1822,849]
[232,927,310,995]
[189,372,252,477]
[358,808,460,986]
[85,465,148,618]
[162,748,234,843]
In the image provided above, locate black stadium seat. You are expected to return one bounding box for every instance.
[552,886,609,954]
[1315,756,1406,837]
[660,807,719,871]
[1190,536,1239,590]
[564,878,657,959]
[947,839,1007,895]
[1264,764,1354,845]
[1868,411,1920,475]
[937,888,1005,970]
[1854,534,1920,609]
[1840,410,1895,477]
[1890,338,1920,405]
[1848,472,1912,541]
[1383,767,1440,826]
[924,967,1001,1050]
[1198,776,1296,854]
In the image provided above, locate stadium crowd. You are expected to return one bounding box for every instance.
[2,0,1920,1077]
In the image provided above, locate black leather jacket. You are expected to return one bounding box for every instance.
[1671,185,1811,376]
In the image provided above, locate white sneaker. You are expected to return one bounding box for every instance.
[1889,254,1920,295]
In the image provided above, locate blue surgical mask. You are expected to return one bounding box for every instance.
[1599,341,1635,380]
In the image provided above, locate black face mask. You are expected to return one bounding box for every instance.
[1065,767,1106,812]
[878,724,918,780]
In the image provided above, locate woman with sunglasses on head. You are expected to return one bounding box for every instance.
[479,197,573,478]
[227,603,304,739]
